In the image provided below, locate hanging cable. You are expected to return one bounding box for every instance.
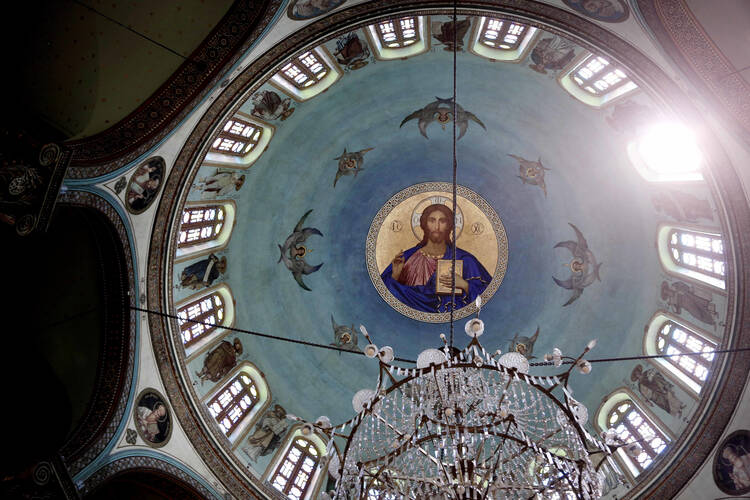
[132,306,415,362]
[449,0,459,351]
[133,306,750,367]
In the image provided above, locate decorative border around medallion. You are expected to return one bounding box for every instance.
[132,388,172,448]
[366,182,508,323]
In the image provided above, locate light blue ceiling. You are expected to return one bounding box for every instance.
[178,15,726,474]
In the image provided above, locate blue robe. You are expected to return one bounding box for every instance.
[381,245,492,313]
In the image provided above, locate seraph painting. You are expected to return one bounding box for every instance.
[367,183,508,323]
[287,0,346,21]
[126,157,164,214]
[133,389,171,447]
[713,430,750,495]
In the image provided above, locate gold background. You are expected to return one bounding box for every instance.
[375,190,499,275]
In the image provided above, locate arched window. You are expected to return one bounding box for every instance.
[178,205,226,248]
[668,229,725,283]
[570,54,636,97]
[559,52,638,108]
[177,291,225,347]
[657,225,725,290]
[478,18,528,50]
[175,201,236,262]
[271,47,342,102]
[656,320,716,388]
[207,372,259,436]
[469,17,537,62]
[210,118,263,156]
[280,51,330,90]
[270,437,320,500]
[376,16,419,48]
[606,399,669,476]
[367,17,429,61]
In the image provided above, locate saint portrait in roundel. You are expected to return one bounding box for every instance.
[714,430,750,495]
[133,389,172,447]
[367,183,508,323]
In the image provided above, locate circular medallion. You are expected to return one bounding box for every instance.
[366,182,508,323]
[132,388,172,447]
[562,0,629,23]
[713,429,750,495]
[125,156,165,215]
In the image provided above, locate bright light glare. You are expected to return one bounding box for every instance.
[637,122,702,176]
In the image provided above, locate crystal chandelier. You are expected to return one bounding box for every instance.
[298,304,629,500]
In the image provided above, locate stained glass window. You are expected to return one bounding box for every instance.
[668,229,725,284]
[271,437,320,500]
[207,372,259,436]
[607,400,669,475]
[656,321,716,388]
[571,54,637,96]
[178,206,226,248]
[479,18,528,50]
[280,51,329,89]
[376,17,419,48]
[176,292,225,347]
[210,118,262,156]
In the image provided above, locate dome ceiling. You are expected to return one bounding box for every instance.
[161,6,731,495]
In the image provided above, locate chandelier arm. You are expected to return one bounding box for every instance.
[423,420,464,500]
[479,417,515,500]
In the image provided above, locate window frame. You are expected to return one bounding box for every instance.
[279,51,331,90]
[643,311,720,396]
[175,284,236,360]
[375,16,420,48]
[206,371,260,436]
[264,425,328,500]
[210,118,263,157]
[175,200,236,263]
[366,16,430,61]
[270,437,321,500]
[667,228,725,283]
[569,54,635,97]
[606,400,669,476]
[200,361,270,445]
[203,113,274,169]
[655,320,716,389]
[478,17,528,51]
[270,47,342,102]
[656,224,726,291]
[558,51,639,108]
[595,389,673,482]
[178,205,227,249]
[468,16,538,63]
[177,291,225,348]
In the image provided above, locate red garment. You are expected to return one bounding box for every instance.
[399,250,438,286]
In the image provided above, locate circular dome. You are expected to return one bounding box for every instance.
[147,2,744,498]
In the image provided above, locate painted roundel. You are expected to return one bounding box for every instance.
[713,430,750,495]
[367,182,508,323]
[132,388,172,447]
[562,0,630,23]
[287,0,346,21]
[125,156,165,214]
